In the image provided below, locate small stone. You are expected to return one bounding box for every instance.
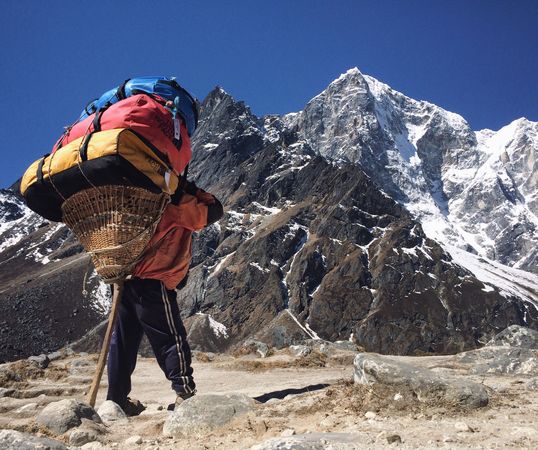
[69,358,93,375]
[125,435,143,445]
[386,434,402,444]
[332,340,359,352]
[16,402,38,414]
[393,393,403,401]
[69,429,102,447]
[28,354,50,369]
[454,421,473,433]
[250,433,366,449]
[319,343,331,355]
[443,435,455,443]
[0,387,15,398]
[365,411,377,420]
[243,339,270,358]
[80,443,105,450]
[97,400,127,422]
[290,345,312,358]
[281,428,296,437]
[47,351,64,361]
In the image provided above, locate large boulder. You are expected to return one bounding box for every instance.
[163,394,257,437]
[36,399,101,435]
[486,325,538,349]
[450,325,538,375]
[0,429,67,450]
[455,346,538,375]
[185,313,232,353]
[354,353,488,408]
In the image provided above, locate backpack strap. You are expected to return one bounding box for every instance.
[82,98,98,117]
[116,79,131,101]
[182,164,189,185]
[170,165,189,205]
[79,106,108,161]
[37,154,50,184]
[173,115,183,150]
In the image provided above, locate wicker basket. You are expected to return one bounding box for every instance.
[61,185,169,283]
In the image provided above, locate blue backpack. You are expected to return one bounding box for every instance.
[79,76,199,137]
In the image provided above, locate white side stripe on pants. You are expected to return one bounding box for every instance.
[160,282,193,394]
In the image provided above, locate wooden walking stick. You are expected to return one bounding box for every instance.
[86,280,124,407]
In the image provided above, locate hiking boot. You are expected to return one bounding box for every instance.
[122,397,146,416]
[167,391,195,411]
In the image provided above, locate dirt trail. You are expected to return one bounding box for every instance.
[102,357,350,406]
[1,351,537,449]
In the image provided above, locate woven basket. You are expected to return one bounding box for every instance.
[61,185,169,283]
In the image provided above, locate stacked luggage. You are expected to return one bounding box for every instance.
[20,77,198,222]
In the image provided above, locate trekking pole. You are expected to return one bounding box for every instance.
[86,280,124,407]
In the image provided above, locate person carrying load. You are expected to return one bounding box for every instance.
[20,77,223,412]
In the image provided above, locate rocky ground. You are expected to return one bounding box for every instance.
[0,327,537,449]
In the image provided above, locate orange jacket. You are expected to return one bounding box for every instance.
[133,188,217,290]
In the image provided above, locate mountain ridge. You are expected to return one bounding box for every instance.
[0,68,536,361]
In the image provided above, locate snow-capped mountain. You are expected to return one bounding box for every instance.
[284,68,538,274]
[1,68,536,361]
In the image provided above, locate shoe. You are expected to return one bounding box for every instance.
[167,391,196,411]
[122,397,146,416]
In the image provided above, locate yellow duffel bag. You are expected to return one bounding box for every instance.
[21,128,179,222]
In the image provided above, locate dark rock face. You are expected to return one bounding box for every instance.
[0,189,108,362]
[174,87,537,355]
[1,79,537,360]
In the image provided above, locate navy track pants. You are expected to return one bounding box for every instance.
[106,278,195,408]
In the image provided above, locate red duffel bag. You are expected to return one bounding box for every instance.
[52,93,191,175]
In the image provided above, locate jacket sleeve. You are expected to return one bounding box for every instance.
[171,192,209,231]
[169,181,223,230]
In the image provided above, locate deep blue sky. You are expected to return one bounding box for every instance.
[1,0,537,188]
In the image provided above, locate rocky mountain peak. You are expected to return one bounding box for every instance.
[282,68,538,274]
